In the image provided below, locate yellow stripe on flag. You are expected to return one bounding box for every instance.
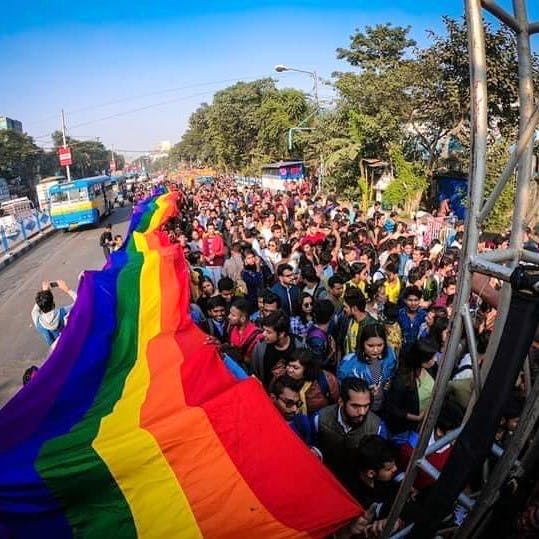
[92,196,202,538]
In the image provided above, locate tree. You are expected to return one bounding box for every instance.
[50,131,111,178]
[316,24,416,198]
[336,23,416,72]
[384,145,428,215]
[482,141,516,233]
[255,88,310,162]
[333,23,417,159]
[207,78,276,171]
[175,79,310,173]
[172,103,214,165]
[0,130,42,180]
[405,17,530,177]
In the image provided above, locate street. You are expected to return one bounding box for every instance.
[0,205,132,407]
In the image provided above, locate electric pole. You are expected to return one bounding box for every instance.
[61,109,72,182]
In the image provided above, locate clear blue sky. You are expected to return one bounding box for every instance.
[1,0,537,159]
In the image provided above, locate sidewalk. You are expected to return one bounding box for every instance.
[0,227,57,271]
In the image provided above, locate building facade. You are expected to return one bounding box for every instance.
[0,117,23,133]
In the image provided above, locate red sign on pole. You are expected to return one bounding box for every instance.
[58,147,72,167]
[109,160,116,172]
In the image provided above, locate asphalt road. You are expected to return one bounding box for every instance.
[0,205,132,407]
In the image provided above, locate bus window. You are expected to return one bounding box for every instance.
[50,192,68,204]
[67,189,86,202]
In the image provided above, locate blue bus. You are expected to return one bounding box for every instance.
[49,176,114,230]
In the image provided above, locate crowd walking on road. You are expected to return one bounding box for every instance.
[26,174,539,536]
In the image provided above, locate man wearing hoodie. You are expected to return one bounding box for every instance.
[31,280,77,346]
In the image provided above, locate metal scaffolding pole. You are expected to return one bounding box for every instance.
[380,0,537,536]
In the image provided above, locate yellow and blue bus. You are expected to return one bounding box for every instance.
[49,176,114,230]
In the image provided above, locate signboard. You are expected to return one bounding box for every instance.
[110,160,116,172]
[262,162,304,191]
[58,147,72,167]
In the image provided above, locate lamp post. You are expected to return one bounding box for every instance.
[274,64,319,109]
[275,64,322,193]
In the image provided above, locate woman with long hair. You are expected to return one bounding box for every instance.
[298,242,319,270]
[289,292,315,338]
[385,338,438,441]
[285,349,339,414]
[196,276,216,316]
[365,281,387,321]
[262,237,282,273]
[222,217,235,248]
[429,315,450,362]
[337,323,397,413]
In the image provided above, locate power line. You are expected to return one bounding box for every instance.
[68,90,214,130]
[32,89,216,141]
[26,74,270,128]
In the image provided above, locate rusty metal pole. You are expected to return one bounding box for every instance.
[380,1,489,535]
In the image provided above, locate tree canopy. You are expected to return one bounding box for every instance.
[165,17,536,231]
[172,79,312,174]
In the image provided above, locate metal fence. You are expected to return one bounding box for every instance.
[0,211,52,256]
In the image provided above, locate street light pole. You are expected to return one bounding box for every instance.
[60,109,72,182]
[275,64,323,193]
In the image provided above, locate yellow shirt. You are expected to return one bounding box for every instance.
[344,316,374,355]
[384,278,401,304]
[346,280,366,296]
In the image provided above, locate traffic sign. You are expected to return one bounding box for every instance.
[58,147,72,167]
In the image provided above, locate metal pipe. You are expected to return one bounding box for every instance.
[461,305,482,394]
[424,427,463,456]
[509,0,534,263]
[456,371,539,537]
[477,105,539,223]
[490,443,521,468]
[390,523,414,539]
[521,248,539,264]
[380,3,489,535]
[525,192,539,225]
[416,458,475,509]
[480,0,538,380]
[523,355,532,397]
[479,0,535,383]
[529,21,539,34]
[469,257,514,281]
[517,426,539,478]
[461,7,537,525]
[481,0,521,31]
[476,248,517,263]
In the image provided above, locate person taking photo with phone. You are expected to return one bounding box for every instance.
[31,280,77,346]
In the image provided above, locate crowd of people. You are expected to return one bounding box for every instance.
[28,175,539,536]
[149,175,538,535]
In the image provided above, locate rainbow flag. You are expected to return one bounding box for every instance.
[0,192,361,538]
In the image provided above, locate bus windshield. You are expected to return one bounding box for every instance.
[50,191,69,204]
[68,188,89,202]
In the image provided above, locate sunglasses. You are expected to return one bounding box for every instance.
[279,397,303,408]
[303,302,313,307]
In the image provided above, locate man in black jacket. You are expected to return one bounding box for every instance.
[99,223,113,260]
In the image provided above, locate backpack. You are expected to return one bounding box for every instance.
[305,325,335,368]
[316,371,334,404]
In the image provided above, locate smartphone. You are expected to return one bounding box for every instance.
[50,281,59,288]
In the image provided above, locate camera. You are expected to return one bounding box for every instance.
[49,281,59,288]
